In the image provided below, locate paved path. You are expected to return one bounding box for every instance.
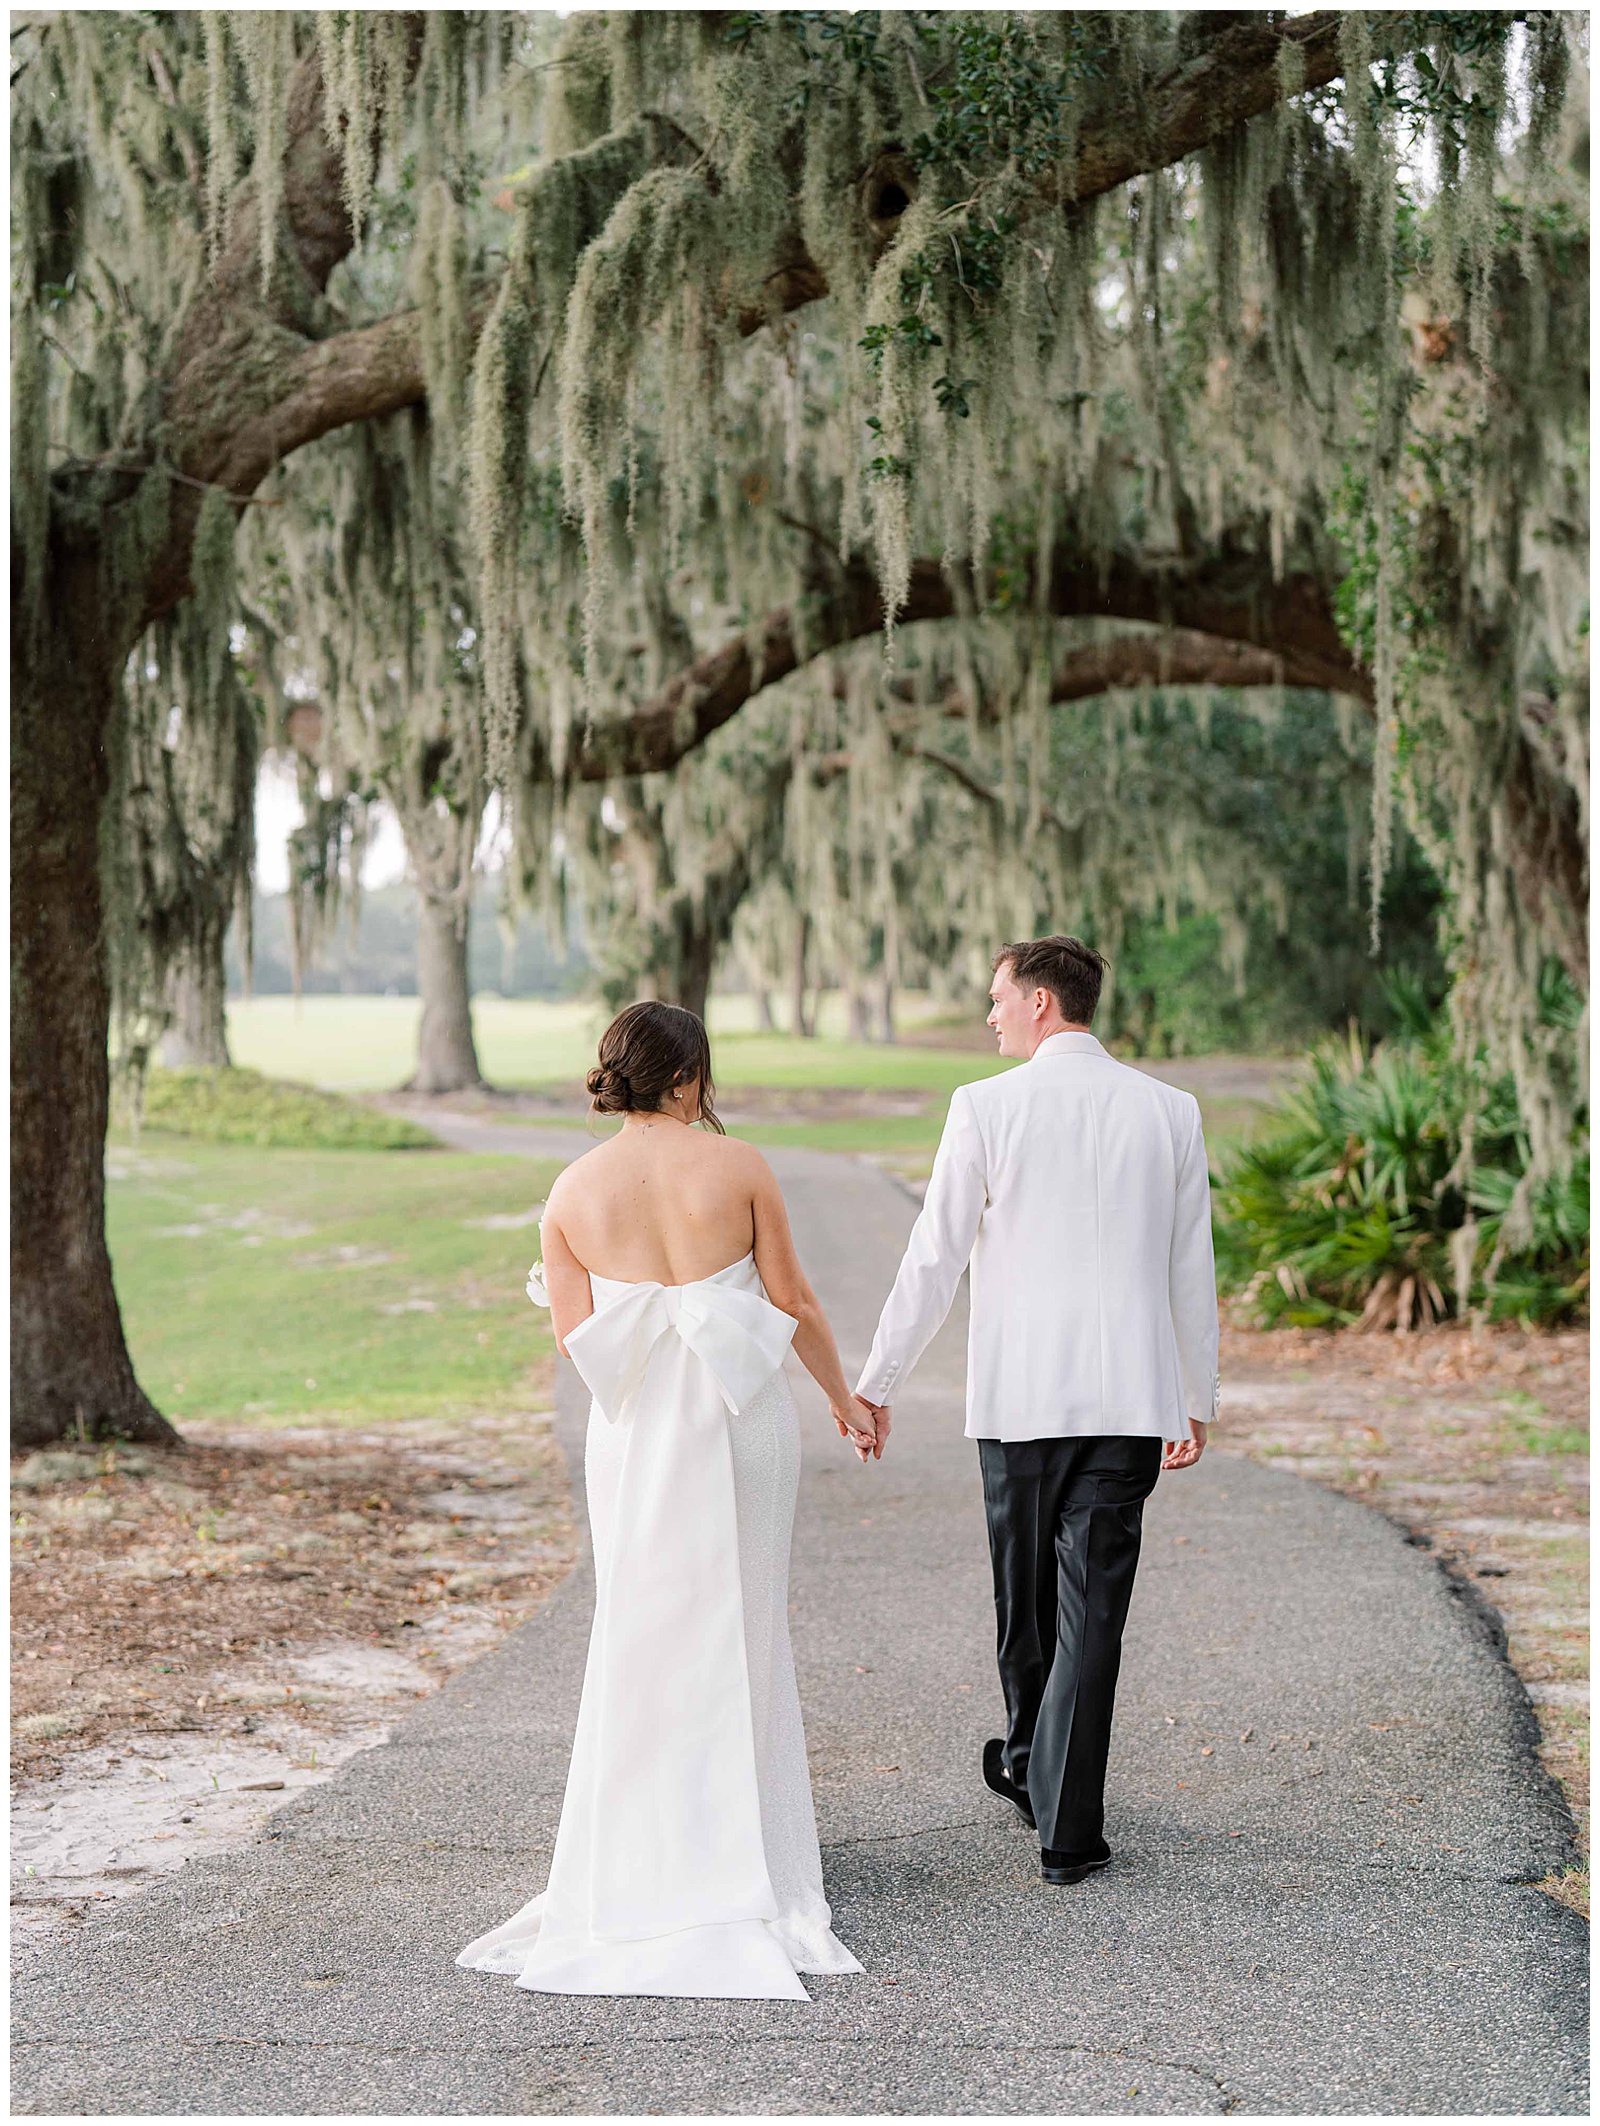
[13,1144,1587,2114]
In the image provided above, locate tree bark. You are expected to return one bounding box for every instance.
[158,929,233,1070]
[11,39,386,1446]
[876,971,898,1046]
[408,895,485,1096]
[846,984,870,1042]
[1500,723,1588,988]
[11,550,179,1449]
[789,913,814,1038]
[671,914,716,1026]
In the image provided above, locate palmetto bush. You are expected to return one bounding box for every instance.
[1214,999,1589,1331]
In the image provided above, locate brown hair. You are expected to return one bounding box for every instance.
[993,935,1109,1026]
[586,1000,725,1133]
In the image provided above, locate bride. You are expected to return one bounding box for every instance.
[457,1001,874,2002]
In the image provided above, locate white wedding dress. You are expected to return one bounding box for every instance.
[456,1251,864,2001]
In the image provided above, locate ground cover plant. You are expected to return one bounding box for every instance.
[1214,996,1590,1331]
[136,1066,440,1151]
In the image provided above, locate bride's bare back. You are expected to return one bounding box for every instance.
[534,1002,877,1457]
[546,1119,764,1289]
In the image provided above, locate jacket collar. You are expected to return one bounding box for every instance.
[1030,1029,1106,1062]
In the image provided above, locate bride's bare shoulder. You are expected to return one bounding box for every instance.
[543,1138,618,1201]
[697,1132,780,1199]
[698,1129,768,1171]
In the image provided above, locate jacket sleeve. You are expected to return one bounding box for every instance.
[856,1085,988,1407]
[1169,1094,1221,1429]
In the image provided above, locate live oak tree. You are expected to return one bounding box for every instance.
[468,8,1583,1125]
[243,412,495,1094]
[11,10,516,1445]
[10,11,1586,1446]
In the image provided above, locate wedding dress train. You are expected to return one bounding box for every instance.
[456,1252,863,2001]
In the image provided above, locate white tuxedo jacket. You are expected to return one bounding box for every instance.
[856,1030,1220,1441]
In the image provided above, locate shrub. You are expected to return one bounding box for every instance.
[1214,1004,1589,1331]
[132,1068,439,1152]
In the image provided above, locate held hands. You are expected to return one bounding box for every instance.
[832,1393,890,1463]
[1162,1419,1207,1472]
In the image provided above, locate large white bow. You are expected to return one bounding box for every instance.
[564,1277,796,1425]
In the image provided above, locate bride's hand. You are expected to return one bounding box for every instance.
[830,1397,876,1462]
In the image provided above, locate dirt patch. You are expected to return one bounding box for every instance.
[11,1404,575,1941]
[1217,1319,1589,1913]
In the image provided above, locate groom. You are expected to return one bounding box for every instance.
[853,936,1218,1886]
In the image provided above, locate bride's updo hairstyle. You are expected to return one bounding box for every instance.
[586,1001,725,1134]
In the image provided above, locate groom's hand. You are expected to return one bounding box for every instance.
[1162,1419,1206,1471]
[832,1399,876,1460]
[854,1394,891,1460]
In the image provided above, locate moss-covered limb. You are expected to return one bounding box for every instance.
[1069,12,1346,206]
[535,544,1364,789]
[64,20,479,632]
[890,630,1334,732]
[169,22,424,378]
[173,283,500,513]
[728,11,1349,336]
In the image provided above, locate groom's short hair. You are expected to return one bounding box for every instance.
[994,935,1108,1025]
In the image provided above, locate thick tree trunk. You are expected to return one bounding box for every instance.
[647,906,715,1024]
[846,984,870,1042]
[11,554,178,1449]
[738,944,776,1031]
[158,929,232,1070]
[408,894,484,1096]
[789,912,814,1038]
[676,926,714,1026]
[876,971,897,1045]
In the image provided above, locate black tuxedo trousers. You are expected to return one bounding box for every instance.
[977,1433,1163,1854]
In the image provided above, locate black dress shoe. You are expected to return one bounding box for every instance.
[982,1738,1036,1829]
[1041,1839,1112,1885]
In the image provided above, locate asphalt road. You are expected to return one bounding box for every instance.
[12,1142,1587,2114]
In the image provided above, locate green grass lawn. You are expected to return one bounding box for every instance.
[224,997,1281,1178]
[225,996,602,1090]
[106,1138,562,1431]
[224,994,993,1092]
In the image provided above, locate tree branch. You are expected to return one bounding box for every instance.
[139,28,429,622]
[544,547,1368,786]
[738,11,1346,331]
[1072,11,1344,199]
[152,8,1354,541]
[135,13,1357,636]
[188,283,501,500]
